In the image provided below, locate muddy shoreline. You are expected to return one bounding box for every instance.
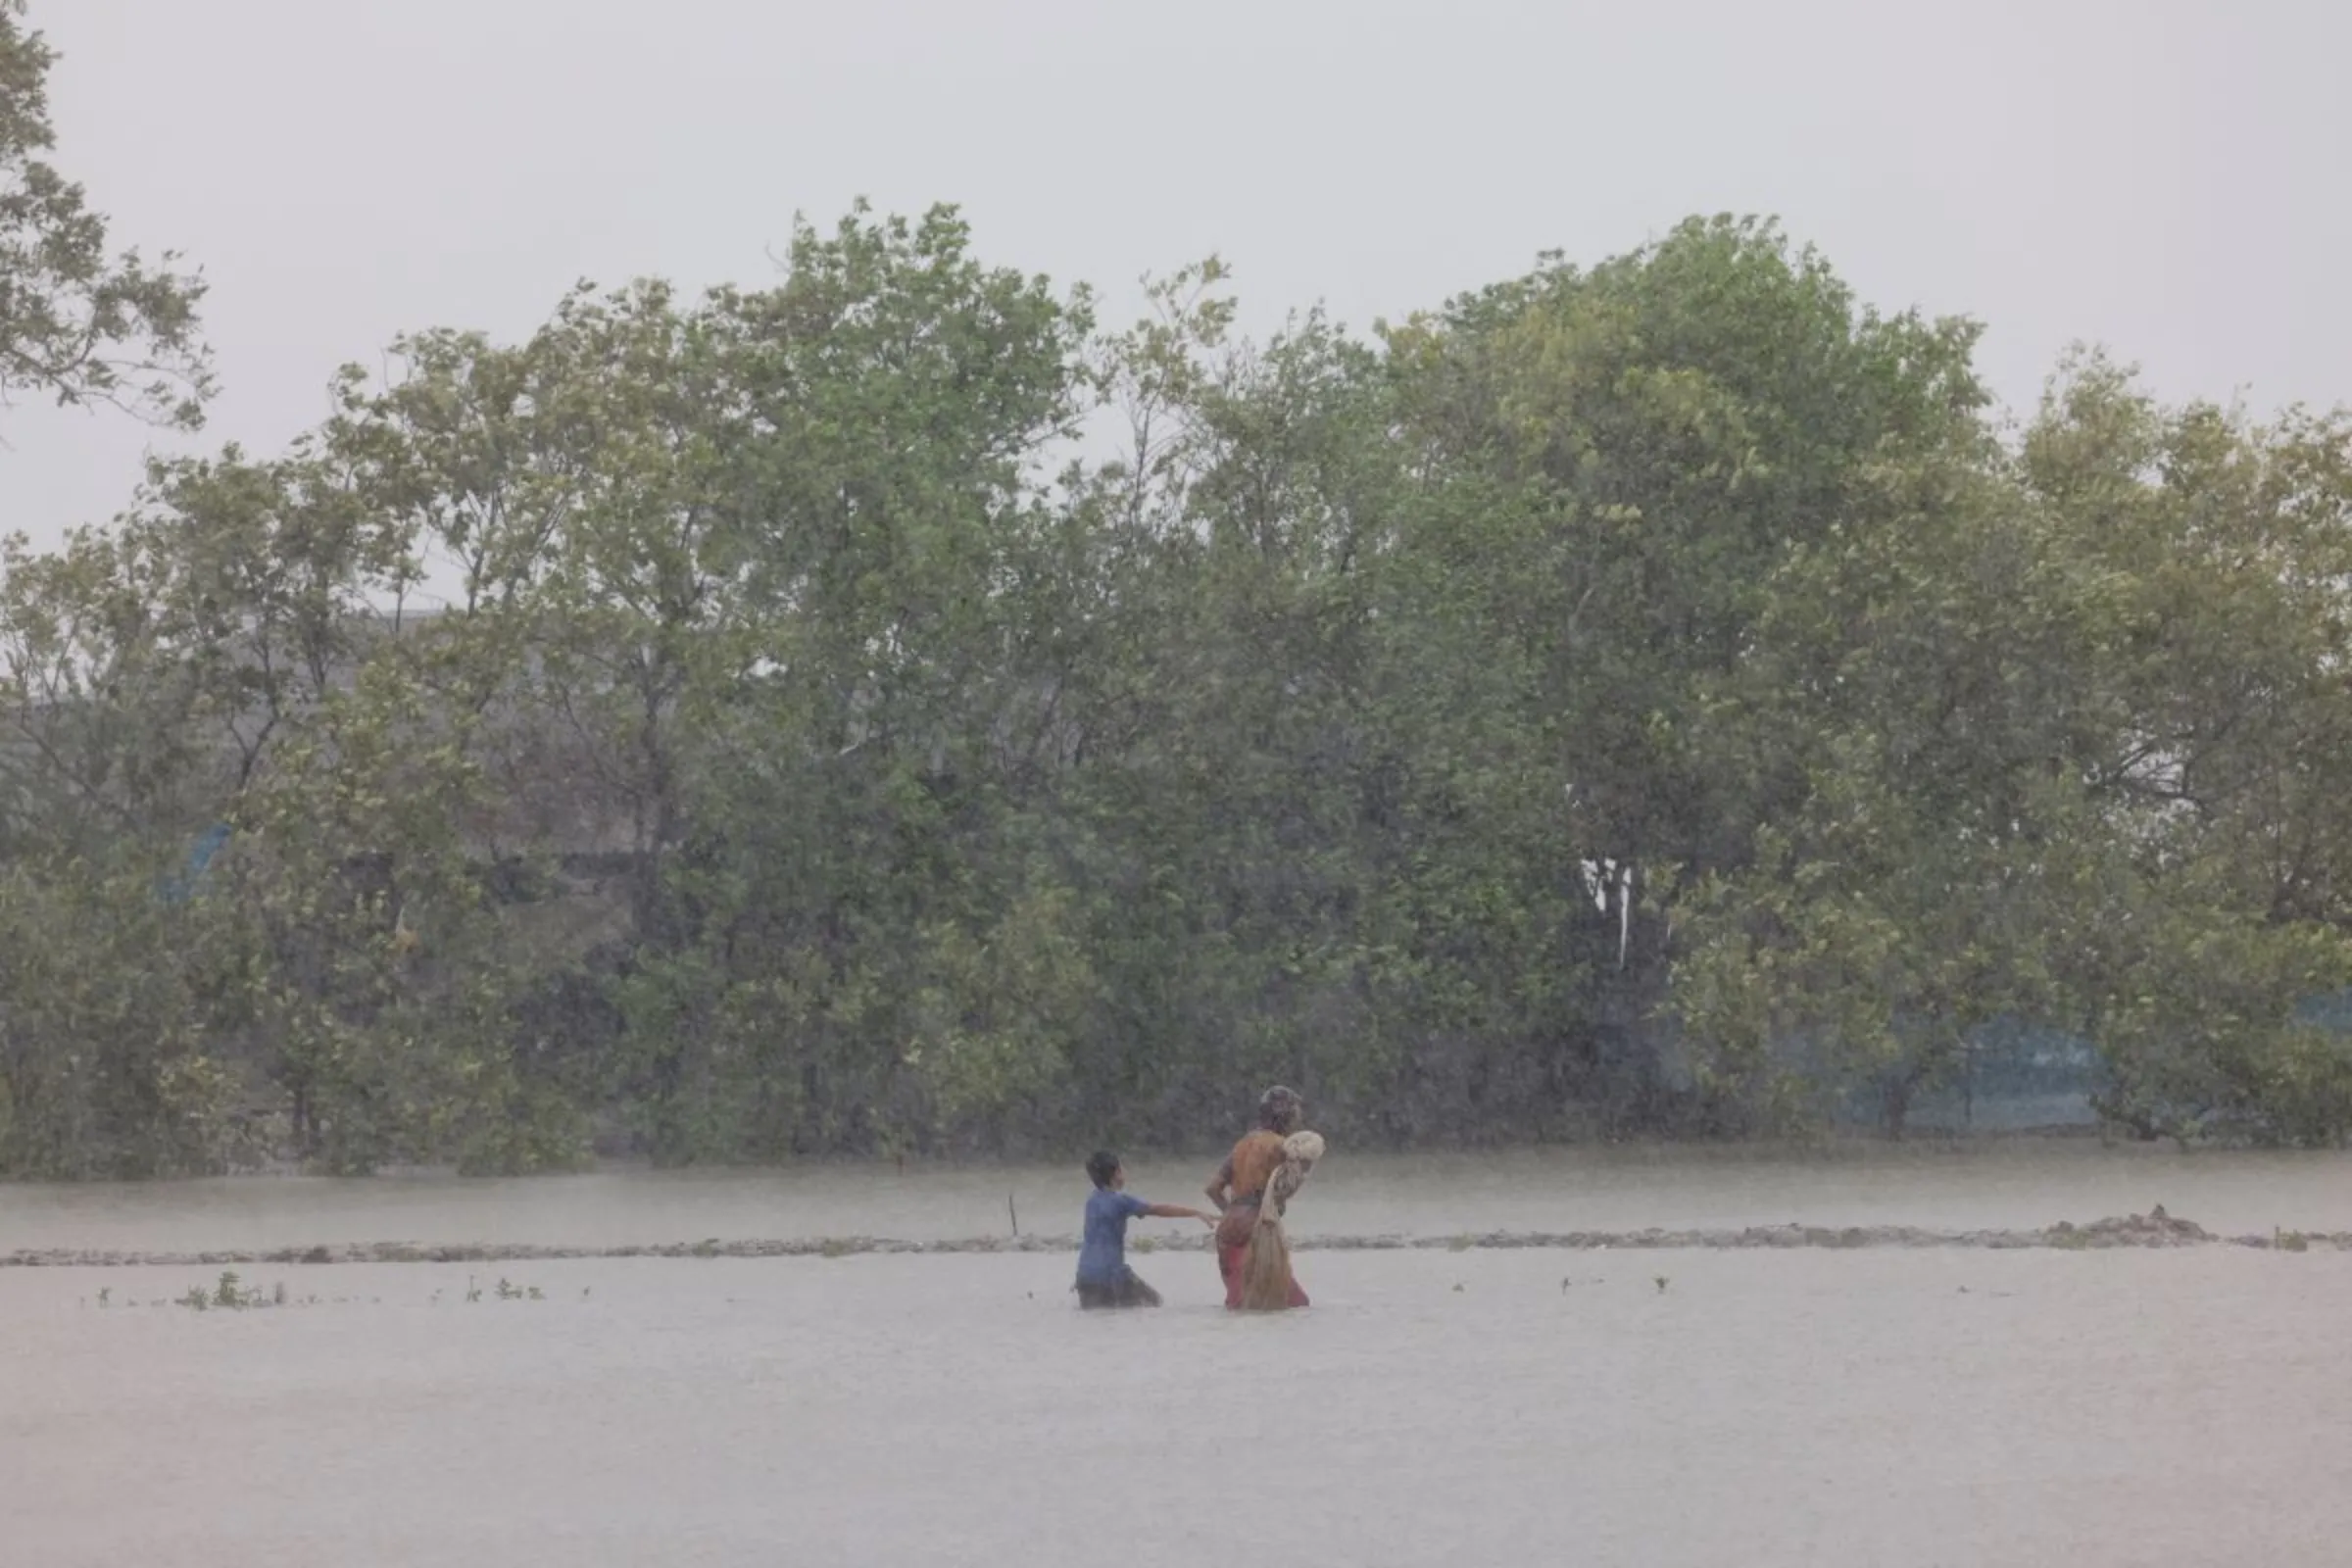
[7,1207,2342,1267]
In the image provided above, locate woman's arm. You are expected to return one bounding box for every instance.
[1203,1156,1234,1212]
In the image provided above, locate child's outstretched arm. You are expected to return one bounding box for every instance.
[1142,1202,1217,1227]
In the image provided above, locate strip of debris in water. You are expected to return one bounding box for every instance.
[6,1207,2344,1267]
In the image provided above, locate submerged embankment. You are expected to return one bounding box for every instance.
[8,1204,2344,1267]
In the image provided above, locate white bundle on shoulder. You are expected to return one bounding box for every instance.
[1262,1129,1325,1219]
[1240,1129,1326,1311]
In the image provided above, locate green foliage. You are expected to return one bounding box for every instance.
[0,1,211,426]
[5,173,2352,1174]
[0,853,245,1177]
[1670,348,2352,1144]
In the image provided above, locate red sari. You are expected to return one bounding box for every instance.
[1211,1130,1310,1310]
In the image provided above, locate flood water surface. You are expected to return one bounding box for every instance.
[9,1140,2352,1254]
[9,1147,2352,1565]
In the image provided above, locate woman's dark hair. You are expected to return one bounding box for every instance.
[1085,1150,1122,1189]
[1257,1085,1303,1133]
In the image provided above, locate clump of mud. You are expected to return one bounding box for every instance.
[8,1206,2341,1269]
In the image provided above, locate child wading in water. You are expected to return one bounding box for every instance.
[1075,1151,1214,1309]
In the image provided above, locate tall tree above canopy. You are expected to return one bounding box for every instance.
[0,0,211,428]
[1380,217,1992,999]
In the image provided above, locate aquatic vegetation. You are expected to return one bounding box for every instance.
[148,1270,549,1310]
[154,1272,276,1310]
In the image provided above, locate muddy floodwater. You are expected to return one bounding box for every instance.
[9,1144,2352,1565]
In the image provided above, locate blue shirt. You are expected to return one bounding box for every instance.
[1076,1188,1151,1283]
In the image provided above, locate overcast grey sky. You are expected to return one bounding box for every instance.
[9,0,2346,552]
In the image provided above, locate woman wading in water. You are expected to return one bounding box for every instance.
[1204,1086,1317,1310]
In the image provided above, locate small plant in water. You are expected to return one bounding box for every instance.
[1654,1275,1670,1294]
[2278,1227,2311,1253]
[168,1271,278,1310]
[465,1276,482,1303]
[96,1288,111,1308]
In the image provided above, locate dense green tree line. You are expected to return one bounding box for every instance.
[6,6,2352,1176]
